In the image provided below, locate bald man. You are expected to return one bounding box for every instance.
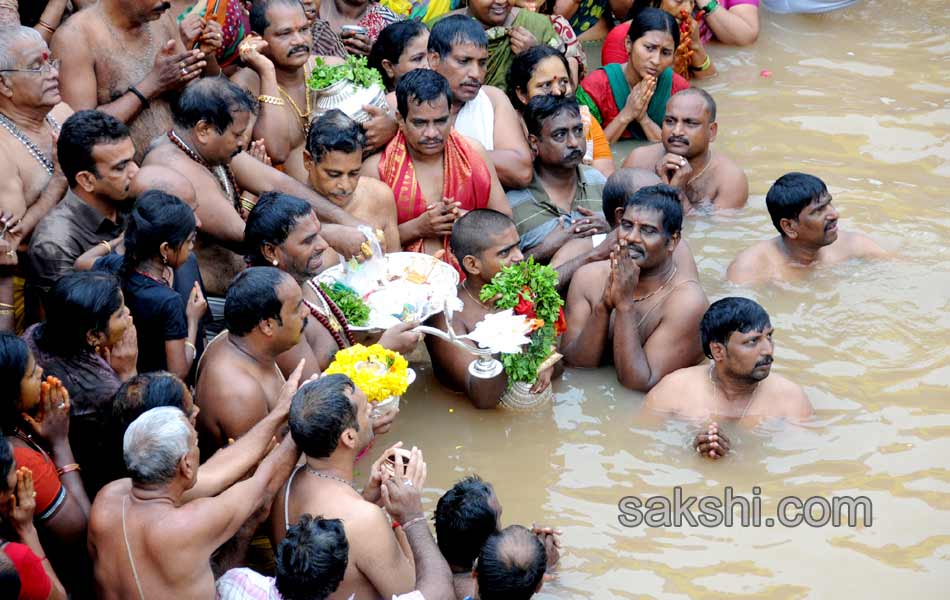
[551,169,700,282]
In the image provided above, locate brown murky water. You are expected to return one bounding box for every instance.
[369,2,950,597]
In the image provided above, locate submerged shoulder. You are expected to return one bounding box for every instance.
[646,365,704,407]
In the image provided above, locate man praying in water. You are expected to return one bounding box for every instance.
[727,172,887,284]
[645,297,813,459]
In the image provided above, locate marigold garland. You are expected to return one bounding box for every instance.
[324,344,410,404]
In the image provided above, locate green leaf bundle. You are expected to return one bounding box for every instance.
[307,55,384,91]
[320,281,370,326]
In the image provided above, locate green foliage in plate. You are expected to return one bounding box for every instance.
[320,281,370,326]
[307,56,383,91]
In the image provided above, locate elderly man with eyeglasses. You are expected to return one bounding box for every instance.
[0,25,74,329]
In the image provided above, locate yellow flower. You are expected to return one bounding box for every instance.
[324,344,409,403]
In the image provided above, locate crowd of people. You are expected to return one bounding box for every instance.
[0,0,883,598]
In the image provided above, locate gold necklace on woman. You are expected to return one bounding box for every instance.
[277,85,312,132]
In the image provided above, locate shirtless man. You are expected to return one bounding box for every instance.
[142,78,365,296]
[550,168,700,285]
[273,375,421,599]
[305,110,400,252]
[195,266,309,457]
[52,0,223,163]
[727,172,887,285]
[561,184,709,392]
[623,88,748,212]
[363,69,509,260]
[88,406,300,599]
[645,297,812,459]
[428,15,532,189]
[425,210,556,409]
[244,192,422,380]
[232,0,344,178]
[0,27,72,254]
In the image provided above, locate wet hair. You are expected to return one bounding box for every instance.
[0,439,14,493]
[249,0,306,35]
[123,407,191,486]
[57,110,132,188]
[0,333,30,434]
[627,7,680,49]
[244,192,314,267]
[765,172,829,236]
[306,109,367,163]
[449,210,516,276]
[523,94,581,138]
[36,271,123,358]
[275,514,349,600]
[289,375,359,460]
[476,525,547,600]
[507,45,571,112]
[435,475,499,569]
[428,14,488,58]
[700,297,772,358]
[368,20,429,90]
[395,68,454,120]
[113,372,189,434]
[121,191,196,277]
[621,184,683,239]
[173,77,258,134]
[672,87,717,122]
[602,168,662,227]
[224,266,288,336]
[0,26,42,71]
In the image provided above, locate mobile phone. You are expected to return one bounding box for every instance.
[341,25,368,36]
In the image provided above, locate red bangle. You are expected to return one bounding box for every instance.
[391,520,401,530]
[56,463,80,476]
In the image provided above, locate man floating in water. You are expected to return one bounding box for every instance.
[727,172,887,284]
[645,297,812,459]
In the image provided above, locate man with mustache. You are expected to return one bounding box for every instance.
[727,172,887,285]
[363,69,508,271]
[244,192,421,381]
[143,78,367,301]
[51,0,223,164]
[428,15,533,189]
[506,95,609,286]
[27,110,137,297]
[194,266,310,458]
[231,0,347,183]
[623,88,749,212]
[645,297,812,459]
[561,184,709,392]
[0,26,74,328]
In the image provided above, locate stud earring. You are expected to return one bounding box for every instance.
[273,259,278,266]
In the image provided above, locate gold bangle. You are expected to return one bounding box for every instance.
[258,95,286,106]
[184,340,197,358]
[37,20,57,34]
[0,308,13,316]
[100,240,112,253]
[56,463,80,476]
[0,302,13,309]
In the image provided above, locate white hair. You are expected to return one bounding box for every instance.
[0,26,44,72]
[123,407,193,485]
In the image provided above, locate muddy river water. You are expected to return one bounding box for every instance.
[367,1,950,597]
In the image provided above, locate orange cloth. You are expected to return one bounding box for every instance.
[589,117,612,162]
[379,130,493,274]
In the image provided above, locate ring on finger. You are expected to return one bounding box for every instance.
[182,68,189,76]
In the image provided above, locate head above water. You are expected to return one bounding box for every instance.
[524,94,585,169]
[225,266,307,351]
[625,8,679,81]
[435,474,501,570]
[250,0,312,69]
[428,15,489,104]
[173,77,258,164]
[662,88,717,159]
[475,524,547,600]
[603,168,662,227]
[123,406,196,488]
[369,20,431,90]
[396,69,454,157]
[700,297,775,381]
[766,172,839,245]
[395,68,454,121]
[57,110,136,197]
[245,192,328,281]
[289,374,373,460]
[507,45,572,112]
[305,110,366,203]
[620,184,683,239]
[275,514,349,600]
[450,209,523,279]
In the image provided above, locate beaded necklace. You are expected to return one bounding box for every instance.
[305,280,356,349]
[0,112,58,175]
[166,130,241,213]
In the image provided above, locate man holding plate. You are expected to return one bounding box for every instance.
[244,192,422,381]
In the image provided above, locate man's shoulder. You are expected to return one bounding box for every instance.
[727,238,780,281]
[356,175,394,198]
[624,143,663,167]
[90,479,131,521]
[571,260,609,290]
[482,85,513,108]
[764,372,810,416]
[29,195,81,242]
[578,164,607,185]
[646,365,704,405]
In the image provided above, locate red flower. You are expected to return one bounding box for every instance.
[513,287,536,320]
[554,308,567,335]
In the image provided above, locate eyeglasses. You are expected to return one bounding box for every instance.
[0,59,60,75]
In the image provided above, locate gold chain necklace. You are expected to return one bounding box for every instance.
[632,265,677,303]
[687,151,713,186]
[462,281,489,309]
[277,85,312,131]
